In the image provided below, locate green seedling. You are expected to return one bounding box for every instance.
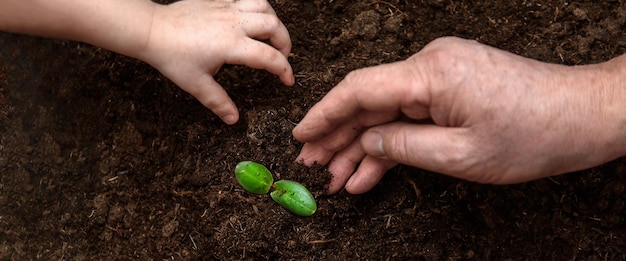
[234,161,317,216]
[234,161,274,194]
[270,180,317,216]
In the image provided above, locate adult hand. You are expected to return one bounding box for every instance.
[139,0,294,124]
[293,37,626,194]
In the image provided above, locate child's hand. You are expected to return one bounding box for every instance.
[139,0,294,124]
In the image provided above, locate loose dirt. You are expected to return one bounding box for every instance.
[1,0,626,259]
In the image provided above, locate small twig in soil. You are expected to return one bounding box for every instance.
[189,235,198,250]
[308,238,337,244]
[385,214,393,229]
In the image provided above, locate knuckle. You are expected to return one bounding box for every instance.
[437,134,481,177]
[252,0,273,12]
[387,129,412,163]
[202,97,230,114]
[262,46,280,62]
[439,145,473,173]
[422,36,474,53]
[342,69,368,86]
[442,138,508,184]
[409,36,476,77]
[264,15,282,30]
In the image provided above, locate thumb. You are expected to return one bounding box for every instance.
[360,122,471,178]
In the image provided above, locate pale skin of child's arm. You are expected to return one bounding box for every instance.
[0,0,294,124]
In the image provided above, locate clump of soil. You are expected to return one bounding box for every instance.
[1,0,626,260]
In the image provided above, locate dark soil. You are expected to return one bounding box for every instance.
[2,0,626,260]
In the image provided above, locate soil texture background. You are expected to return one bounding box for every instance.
[1,0,626,260]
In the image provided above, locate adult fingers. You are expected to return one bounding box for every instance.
[344,156,398,195]
[296,142,334,166]
[326,138,366,194]
[227,38,294,86]
[296,110,400,193]
[315,110,399,152]
[240,13,291,57]
[360,122,476,181]
[301,139,394,195]
[292,60,429,142]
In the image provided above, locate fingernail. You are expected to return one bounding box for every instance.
[361,131,384,156]
[345,175,355,189]
[223,115,237,125]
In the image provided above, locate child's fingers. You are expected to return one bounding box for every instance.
[184,74,239,124]
[240,13,291,57]
[236,0,276,14]
[227,38,294,85]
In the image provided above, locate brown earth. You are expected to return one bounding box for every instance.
[2,0,626,260]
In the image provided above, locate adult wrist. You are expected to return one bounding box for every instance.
[593,54,626,159]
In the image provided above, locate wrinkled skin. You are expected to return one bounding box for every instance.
[293,37,626,195]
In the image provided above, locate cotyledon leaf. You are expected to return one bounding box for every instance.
[270,180,317,216]
[234,161,274,194]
